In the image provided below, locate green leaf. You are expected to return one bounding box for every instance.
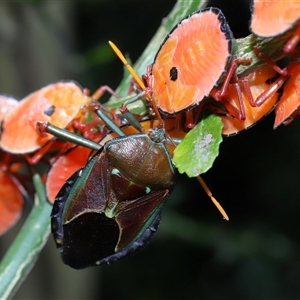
[173,114,223,177]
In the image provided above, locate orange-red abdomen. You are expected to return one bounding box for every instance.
[150,7,233,114]
[250,0,300,37]
[0,81,90,154]
[274,62,300,128]
[221,65,279,135]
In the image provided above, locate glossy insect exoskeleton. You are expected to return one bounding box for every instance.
[50,119,175,269]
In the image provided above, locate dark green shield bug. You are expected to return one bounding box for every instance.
[48,112,175,269]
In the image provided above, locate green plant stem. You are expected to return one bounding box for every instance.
[0,175,52,300]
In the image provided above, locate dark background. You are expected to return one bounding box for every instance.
[0,1,299,299]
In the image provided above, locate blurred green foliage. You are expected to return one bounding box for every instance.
[0,1,299,299]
